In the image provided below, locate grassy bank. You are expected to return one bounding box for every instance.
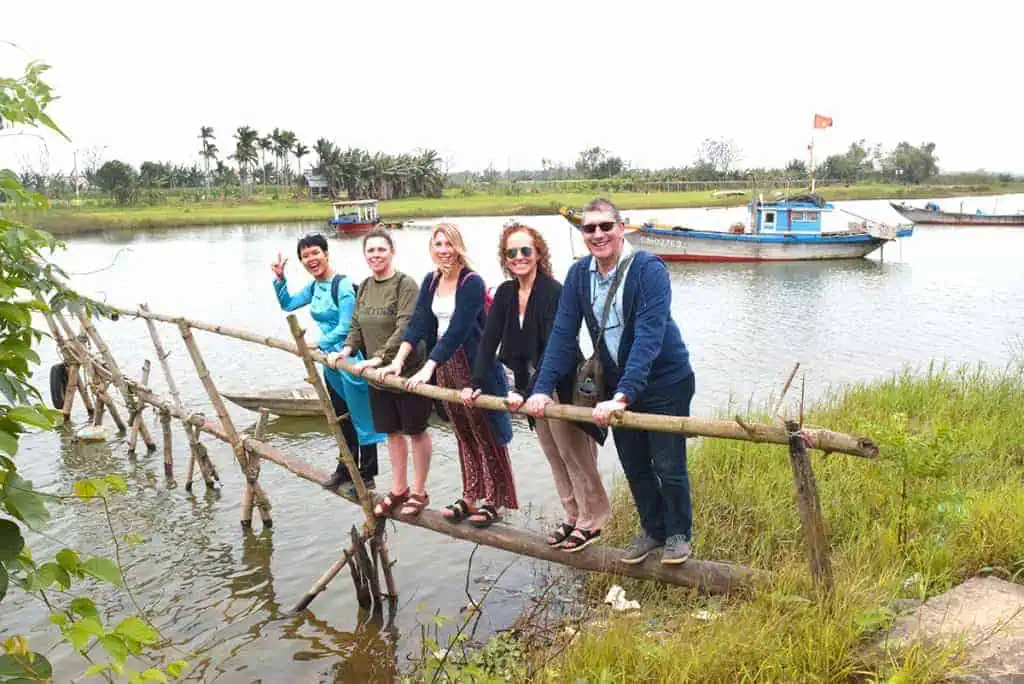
[23,182,1024,235]
[424,363,1024,682]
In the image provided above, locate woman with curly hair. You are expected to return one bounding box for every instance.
[462,223,610,551]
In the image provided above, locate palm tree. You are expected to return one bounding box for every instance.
[269,128,285,189]
[258,135,274,185]
[198,126,216,189]
[277,130,297,186]
[231,126,260,191]
[293,142,310,181]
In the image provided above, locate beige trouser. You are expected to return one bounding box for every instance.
[534,417,611,531]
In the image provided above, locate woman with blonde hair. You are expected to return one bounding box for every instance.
[462,223,610,551]
[379,223,516,525]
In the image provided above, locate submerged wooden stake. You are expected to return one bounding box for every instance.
[160,409,173,478]
[785,419,834,596]
[242,408,272,528]
[61,363,80,420]
[128,361,152,454]
[285,314,375,531]
[292,547,355,613]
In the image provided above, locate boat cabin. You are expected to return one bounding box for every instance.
[750,194,833,235]
[330,199,379,226]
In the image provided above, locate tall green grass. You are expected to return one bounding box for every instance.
[538,362,1024,682]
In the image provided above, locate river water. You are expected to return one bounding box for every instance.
[7,194,1024,681]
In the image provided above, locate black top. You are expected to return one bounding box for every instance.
[471,273,606,444]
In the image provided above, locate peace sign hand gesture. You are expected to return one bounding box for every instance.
[271,251,288,280]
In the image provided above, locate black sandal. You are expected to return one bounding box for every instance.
[443,498,471,523]
[373,489,409,517]
[469,504,500,528]
[562,528,601,553]
[548,522,575,546]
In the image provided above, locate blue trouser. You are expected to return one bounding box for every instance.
[612,373,695,542]
[322,365,385,447]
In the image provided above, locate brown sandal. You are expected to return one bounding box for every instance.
[374,488,410,517]
[399,492,429,517]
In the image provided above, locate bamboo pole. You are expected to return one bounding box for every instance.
[291,548,355,613]
[60,364,79,420]
[242,408,272,529]
[105,371,758,593]
[107,304,878,459]
[177,321,268,509]
[76,310,154,449]
[42,312,93,418]
[53,312,123,431]
[350,525,378,611]
[786,419,833,595]
[159,409,173,478]
[285,314,375,531]
[127,361,152,454]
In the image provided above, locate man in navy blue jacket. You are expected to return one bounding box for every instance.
[526,197,696,565]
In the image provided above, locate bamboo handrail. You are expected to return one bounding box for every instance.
[105,304,879,459]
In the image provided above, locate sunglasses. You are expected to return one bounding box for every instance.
[505,246,534,259]
[581,222,617,234]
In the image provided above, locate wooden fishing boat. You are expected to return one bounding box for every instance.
[890,201,1024,226]
[327,199,408,236]
[562,195,912,262]
[221,388,321,417]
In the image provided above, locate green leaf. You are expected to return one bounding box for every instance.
[70,596,100,620]
[104,474,128,494]
[115,617,160,645]
[65,622,93,651]
[166,660,188,678]
[2,474,50,529]
[81,557,122,586]
[0,303,31,327]
[100,634,128,664]
[142,668,169,682]
[56,548,81,573]
[0,652,52,679]
[0,429,17,455]
[84,663,108,677]
[28,562,64,590]
[75,617,105,636]
[0,563,8,602]
[124,533,144,546]
[49,612,69,626]
[123,636,143,656]
[74,479,101,499]
[6,406,52,430]
[0,519,25,563]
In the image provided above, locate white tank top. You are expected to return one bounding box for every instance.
[433,293,456,337]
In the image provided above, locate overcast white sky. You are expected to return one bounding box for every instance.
[3,0,1022,175]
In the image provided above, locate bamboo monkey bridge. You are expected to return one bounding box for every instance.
[47,302,879,612]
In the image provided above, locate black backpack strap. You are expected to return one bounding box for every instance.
[331,274,343,308]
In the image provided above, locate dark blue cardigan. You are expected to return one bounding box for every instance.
[402,267,512,444]
[533,251,693,404]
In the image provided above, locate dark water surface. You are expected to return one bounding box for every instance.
[7,194,1024,681]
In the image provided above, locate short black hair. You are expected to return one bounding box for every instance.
[297,233,329,258]
[362,228,394,251]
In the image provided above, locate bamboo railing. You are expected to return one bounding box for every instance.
[50,301,881,603]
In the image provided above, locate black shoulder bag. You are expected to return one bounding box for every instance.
[573,255,634,408]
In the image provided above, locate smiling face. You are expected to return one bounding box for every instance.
[580,207,625,262]
[504,230,538,280]
[431,230,458,272]
[299,244,329,279]
[363,236,393,276]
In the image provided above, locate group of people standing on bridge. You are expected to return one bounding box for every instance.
[271,197,697,565]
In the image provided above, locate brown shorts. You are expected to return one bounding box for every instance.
[369,386,432,436]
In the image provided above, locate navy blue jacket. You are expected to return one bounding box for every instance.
[533,251,692,404]
[402,267,513,444]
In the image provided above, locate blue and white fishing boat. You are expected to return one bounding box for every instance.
[561,194,912,262]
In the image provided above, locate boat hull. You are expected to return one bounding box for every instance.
[890,202,1024,226]
[221,389,321,417]
[626,228,904,262]
[327,219,377,235]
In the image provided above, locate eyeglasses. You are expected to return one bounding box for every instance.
[581,222,616,234]
[504,246,534,259]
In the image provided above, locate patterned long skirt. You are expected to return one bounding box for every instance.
[434,349,518,510]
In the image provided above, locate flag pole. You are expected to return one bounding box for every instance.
[808,134,815,192]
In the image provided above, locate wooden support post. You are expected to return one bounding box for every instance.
[291,547,355,614]
[76,310,152,446]
[785,419,834,596]
[160,409,173,478]
[177,321,258,504]
[128,361,152,454]
[186,424,221,492]
[242,408,272,528]
[285,314,375,532]
[372,524,398,600]
[349,525,375,611]
[61,363,80,421]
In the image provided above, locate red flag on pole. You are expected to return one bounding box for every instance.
[813,114,833,129]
